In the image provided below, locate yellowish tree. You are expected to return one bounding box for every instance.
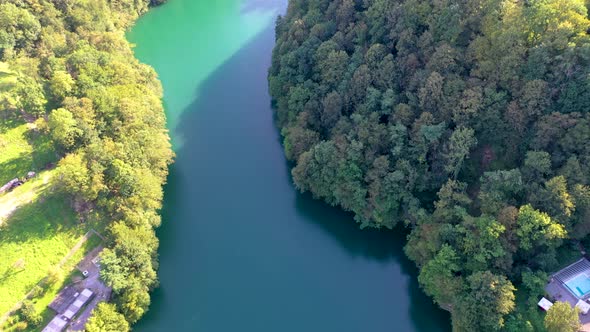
[544,301,581,332]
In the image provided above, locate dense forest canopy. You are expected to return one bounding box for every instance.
[270,0,590,330]
[0,0,172,328]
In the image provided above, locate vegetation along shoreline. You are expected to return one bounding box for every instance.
[0,0,172,330]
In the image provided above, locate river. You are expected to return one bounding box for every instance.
[127,0,451,331]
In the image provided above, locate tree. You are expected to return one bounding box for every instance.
[118,286,150,324]
[19,300,41,326]
[523,151,552,183]
[458,215,510,272]
[49,71,74,102]
[85,303,130,332]
[46,266,64,286]
[521,270,548,298]
[516,204,567,252]
[99,249,130,292]
[544,301,581,332]
[53,153,93,200]
[478,170,524,215]
[443,127,477,179]
[14,76,46,116]
[48,108,82,150]
[0,3,40,56]
[538,176,575,223]
[282,126,320,161]
[320,91,342,130]
[453,271,516,331]
[418,245,463,306]
[419,71,444,113]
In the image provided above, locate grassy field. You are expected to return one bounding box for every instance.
[0,120,56,185]
[30,233,103,332]
[0,112,106,330]
[0,191,86,315]
[0,171,104,330]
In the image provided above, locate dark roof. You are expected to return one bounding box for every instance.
[553,258,590,283]
[48,286,80,314]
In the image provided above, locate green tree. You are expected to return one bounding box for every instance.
[14,76,46,116]
[19,300,41,326]
[418,245,463,306]
[118,286,150,324]
[53,153,93,200]
[443,127,477,179]
[523,151,552,183]
[516,204,567,252]
[478,170,523,215]
[453,271,516,331]
[48,108,82,151]
[544,301,581,332]
[49,71,75,102]
[0,3,40,56]
[458,215,510,272]
[85,303,130,332]
[521,270,548,298]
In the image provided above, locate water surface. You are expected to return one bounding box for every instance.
[128,0,451,330]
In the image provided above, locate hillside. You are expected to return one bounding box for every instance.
[269,0,590,330]
[0,0,173,330]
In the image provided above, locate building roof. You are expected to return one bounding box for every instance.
[553,258,590,283]
[48,286,80,314]
[64,309,75,319]
[42,316,67,332]
[538,297,553,311]
[43,288,94,332]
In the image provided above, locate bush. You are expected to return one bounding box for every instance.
[20,300,41,326]
[29,285,45,298]
[13,321,28,331]
[46,266,63,286]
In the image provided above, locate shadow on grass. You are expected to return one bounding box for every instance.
[0,268,24,284]
[0,129,56,184]
[25,130,57,169]
[0,193,77,245]
[0,113,23,134]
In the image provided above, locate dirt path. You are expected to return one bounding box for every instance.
[0,172,51,225]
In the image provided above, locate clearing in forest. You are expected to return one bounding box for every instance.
[0,105,101,325]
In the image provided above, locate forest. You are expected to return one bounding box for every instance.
[0,0,172,330]
[269,0,590,330]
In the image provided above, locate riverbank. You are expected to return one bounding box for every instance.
[128,0,450,330]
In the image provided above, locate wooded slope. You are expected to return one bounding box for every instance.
[269,0,590,330]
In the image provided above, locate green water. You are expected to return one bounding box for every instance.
[127,0,451,331]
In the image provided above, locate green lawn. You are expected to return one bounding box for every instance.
[0,193,86,316]
[29,233,103,332]
[0,176,103,331]
[0,120,56,185]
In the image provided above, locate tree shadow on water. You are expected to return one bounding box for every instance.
[294,191,451,331]
[293,191,406,262]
